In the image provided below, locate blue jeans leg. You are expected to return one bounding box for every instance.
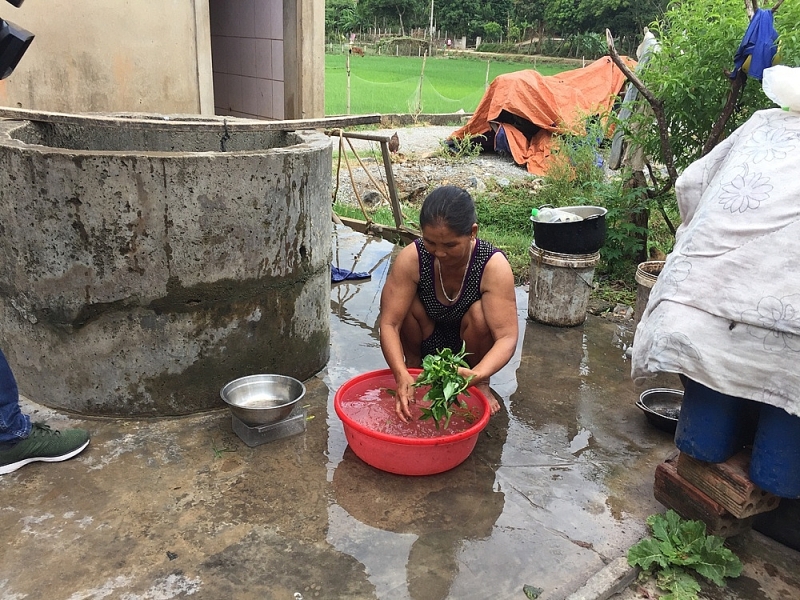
[0,348,31,444]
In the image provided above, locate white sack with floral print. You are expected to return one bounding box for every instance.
[632,107,800,417]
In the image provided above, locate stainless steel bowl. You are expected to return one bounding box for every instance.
[637,388,683,433]
[220,374,306,427]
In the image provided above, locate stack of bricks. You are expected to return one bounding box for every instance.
[654,449,781,537]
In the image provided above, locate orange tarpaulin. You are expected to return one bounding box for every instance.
[452,56,635,175]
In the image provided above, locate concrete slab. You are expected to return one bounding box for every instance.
[0,225,797,600]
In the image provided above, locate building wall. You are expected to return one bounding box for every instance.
[209,0,325,120]
[283,0,325,119]
[0,0,214,115]
[210,0,286,120]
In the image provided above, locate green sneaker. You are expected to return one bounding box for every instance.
[0,423,90,474]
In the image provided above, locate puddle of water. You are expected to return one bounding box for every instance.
[323,228,675,598]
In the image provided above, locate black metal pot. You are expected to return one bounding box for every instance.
[530,205,607,255]
[637,388,683,434]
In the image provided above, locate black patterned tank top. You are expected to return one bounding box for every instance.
[414,238,502,356]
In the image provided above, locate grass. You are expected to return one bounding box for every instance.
[333,174,670,312]
[334,202,421,231]
[326,53,660,308]
[333,180,534,285]
[325,54,570,115]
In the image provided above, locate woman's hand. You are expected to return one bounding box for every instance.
[458,366,501,416]
[394,370,417,423]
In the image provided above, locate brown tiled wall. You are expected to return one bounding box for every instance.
[210,0,285,119]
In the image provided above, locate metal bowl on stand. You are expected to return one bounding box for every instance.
[221,374,306,427]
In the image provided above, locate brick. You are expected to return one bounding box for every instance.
[654,456,753,538]
[676,451,780,519]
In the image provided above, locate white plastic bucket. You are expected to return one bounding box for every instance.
[528,245,600,327]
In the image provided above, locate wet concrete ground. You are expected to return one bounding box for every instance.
[1,225,798,600]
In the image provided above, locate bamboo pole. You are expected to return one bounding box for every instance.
[326,129,414,234]
[343,136,391,203]
[380,140,405,230]
[346,51,351,115]
[341,144,371,224]
[331,130,345,203]
[414,52,428,114]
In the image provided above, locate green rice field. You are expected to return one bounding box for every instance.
[325,54,571,116]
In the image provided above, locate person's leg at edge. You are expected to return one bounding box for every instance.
[0,347,31,445]
[0,348,90,475]
[460,300,501,415]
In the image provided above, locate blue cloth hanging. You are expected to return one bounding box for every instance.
[730,8,778,81]
[331,266,371,282]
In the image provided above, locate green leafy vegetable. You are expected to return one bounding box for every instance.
[412,343,474,429]
[628,509,743,600]
[522,584,543,599]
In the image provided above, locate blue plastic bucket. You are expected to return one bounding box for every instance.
[674,378,756,463]
[750,404,800,498]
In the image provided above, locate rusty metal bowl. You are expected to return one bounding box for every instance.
[637,388,683,434]
[221,374,305,427]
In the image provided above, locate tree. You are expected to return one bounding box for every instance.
[325,0,368,36]
[435,0,482,37]
[622,0,800,174]
[483,21,503,42]
[358,0,427,35]
[581,0,667,38]
[544,0,587,35]
[604,0,800,262]
[544,0,667,37]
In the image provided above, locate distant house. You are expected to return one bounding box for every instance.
[0,0,324,120]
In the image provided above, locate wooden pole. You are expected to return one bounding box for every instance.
[327,129,411,234]
[332,131,345,202]
[415,52,428,113]
[380,140,404,229]
[485,60,491,90]
[343,136,391,204]
[346,51,351,115]
[341,143,370,223]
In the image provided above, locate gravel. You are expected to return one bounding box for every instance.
[331,125,538,208]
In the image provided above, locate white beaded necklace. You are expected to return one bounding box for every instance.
[438,240,474,303]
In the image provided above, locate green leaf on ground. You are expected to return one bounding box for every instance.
[628,509,743,599]
[522,584,543,599]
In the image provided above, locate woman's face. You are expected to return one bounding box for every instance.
[421,222,476,267]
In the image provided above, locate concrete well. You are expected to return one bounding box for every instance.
[0,117,332,416]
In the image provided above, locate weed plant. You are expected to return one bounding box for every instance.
[532,117,678,289]
[438,133,485,161]
[628,510,742,600]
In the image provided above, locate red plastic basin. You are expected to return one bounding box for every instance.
[334,368,490,476]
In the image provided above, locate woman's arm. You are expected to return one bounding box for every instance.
[378,244,420,421]
[464,252,518,385]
